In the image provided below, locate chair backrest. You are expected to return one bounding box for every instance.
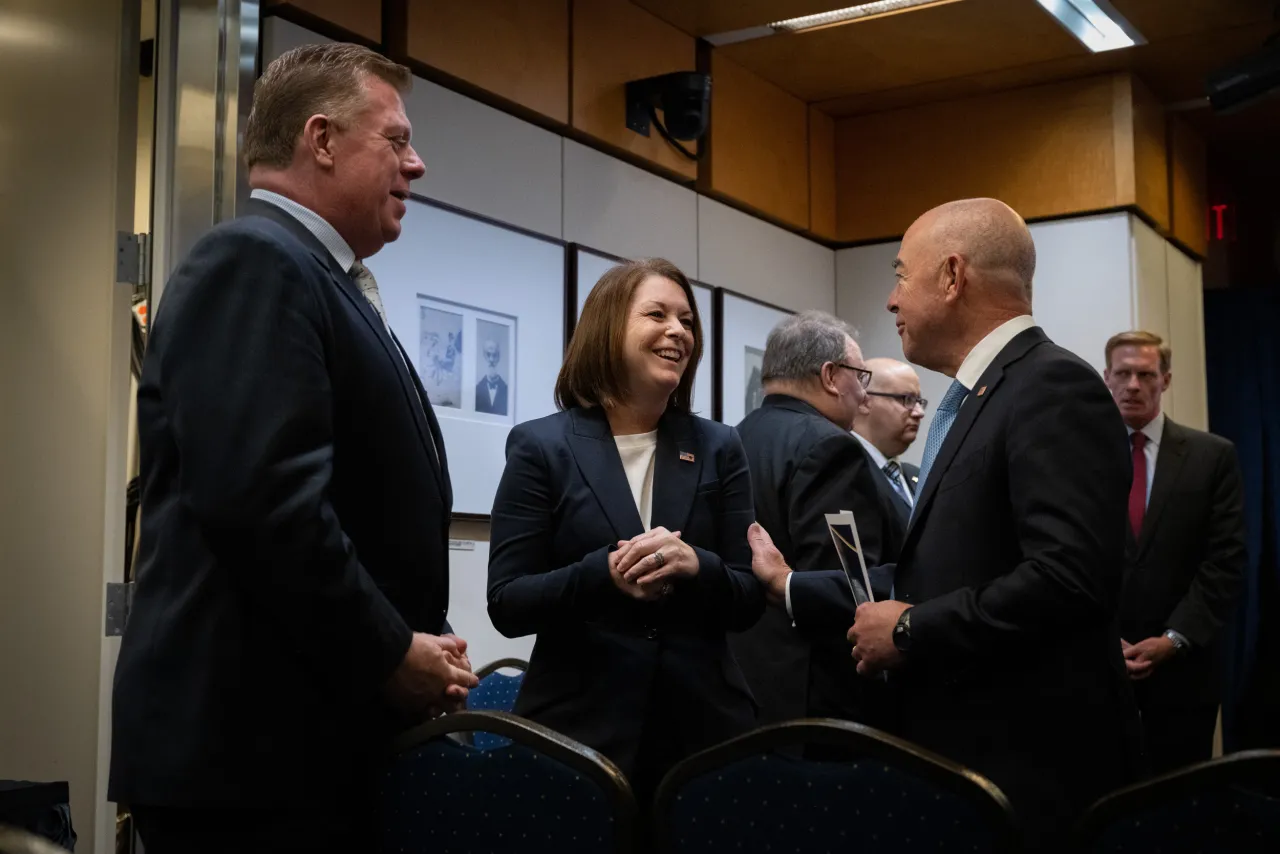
[379,710,637,854]
[653,719,1019,854]
[1075,749,1280,852]
[0,827,68,854]
[467,659,527,749]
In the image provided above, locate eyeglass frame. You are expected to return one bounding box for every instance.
[865,391,929,412]
[830,363,873,390]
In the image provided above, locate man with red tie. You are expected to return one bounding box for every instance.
[1104,330,1247,775]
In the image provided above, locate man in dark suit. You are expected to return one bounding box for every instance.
[109,44,478,853]
[749,199,1140,846]
[475,338,509,414]
[852,357,925,524]
[731,311,900,727]
[1104,330,1246,775]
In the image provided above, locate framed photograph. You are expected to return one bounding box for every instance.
[718,291,793,427]
[571,245,718,421]
[371,197,566,517]
[417,297,517,426]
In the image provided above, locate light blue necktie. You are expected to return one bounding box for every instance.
[914,379,969,504]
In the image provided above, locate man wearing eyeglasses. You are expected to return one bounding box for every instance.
[852,358,926,521]
[731,310,895,733]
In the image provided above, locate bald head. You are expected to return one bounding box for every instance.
[854,358,923,458]
[915,198,1036,299]
[888,198,1036,375]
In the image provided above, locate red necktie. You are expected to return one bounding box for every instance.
[1129,432,1148,536]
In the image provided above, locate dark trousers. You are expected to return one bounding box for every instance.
[1140,702,1219,777]
[132,804,364,854]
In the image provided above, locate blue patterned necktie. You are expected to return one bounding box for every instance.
[882,460,910,504]
[914,379,969,503]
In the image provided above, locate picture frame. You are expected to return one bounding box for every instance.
[717,290,794,427]
[569,244,719,422]
[372,196,568,519]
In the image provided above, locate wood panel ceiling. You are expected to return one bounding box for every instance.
[631,0,1280,160]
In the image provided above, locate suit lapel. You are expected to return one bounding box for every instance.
[1136,419,1187,557]
[390,329,451,508]
[904,327,1047,544]
[246,201,447,495]
[651,411,702,534]
[566,408,645,541]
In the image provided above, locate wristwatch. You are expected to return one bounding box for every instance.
[892,609,913,653]
[1163,629,1189,654]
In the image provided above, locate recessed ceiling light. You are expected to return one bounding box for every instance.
[1034,0,1145,53]
[770,0,965,33]
[704,0,964,46]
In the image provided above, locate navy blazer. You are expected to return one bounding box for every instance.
[110,200,453,811]
[790,327,1141,840]
[487,406,763,783]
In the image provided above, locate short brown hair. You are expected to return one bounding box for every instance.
[243,43,412,170]
[556,259,703,414]
[1105,330,1172,373]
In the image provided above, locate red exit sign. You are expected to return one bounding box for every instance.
[1208,203,1234,241]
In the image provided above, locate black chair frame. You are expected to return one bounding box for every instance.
[473,657,529,680]
[1073,749,1280,847]
[652,717,1020,853]
[391,710,638,854]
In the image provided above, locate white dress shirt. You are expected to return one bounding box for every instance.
[251,189,355,272]
[614,430,658,532]
[1126,411,1164,507]
[954,314,1037,398]
[852,430,913,508]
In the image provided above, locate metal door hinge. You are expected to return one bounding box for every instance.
[105,581,135,636]
[116,232,151,288]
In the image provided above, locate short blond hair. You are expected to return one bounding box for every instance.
[243,43,412,170]
[1105,330,1171,373]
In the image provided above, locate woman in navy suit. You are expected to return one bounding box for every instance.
[488,258,763,805]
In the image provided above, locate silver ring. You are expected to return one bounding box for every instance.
[652,550,666,568]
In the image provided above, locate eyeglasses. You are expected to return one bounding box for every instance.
[866,391,928,412]
[833,363,873,390]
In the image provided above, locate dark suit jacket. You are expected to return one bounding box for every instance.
[1121,417,1246,707]
[730,395,906,726]
[110,200,453,810]
[790,328,1141,837]
[487,406,762,783]
[475,375,509,415]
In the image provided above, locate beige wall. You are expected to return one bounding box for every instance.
[0,1,137,852]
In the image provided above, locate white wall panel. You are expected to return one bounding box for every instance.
[562,140,698,274]
[698,196,835,313]
[262,16,333,59]
[1029,212,1134,374]
[1166,246,1208,430]
[406,82,563,239]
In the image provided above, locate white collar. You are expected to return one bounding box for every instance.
[852,430,890,469]
[1126,411,1165,447]
[954,315,1037,392]
[250,188,357,273]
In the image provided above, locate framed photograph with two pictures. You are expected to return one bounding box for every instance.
[570,245,717,421]
[717,291,794,427]
[370,197,566,517]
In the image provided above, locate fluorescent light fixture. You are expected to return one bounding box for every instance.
[1034,0,1145,53]
[770,0,964,33]
[705,0,963,46]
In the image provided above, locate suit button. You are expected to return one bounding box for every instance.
[901,593,912,603]
[645,627,658,641]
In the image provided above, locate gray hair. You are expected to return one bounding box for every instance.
[761,310,856,383]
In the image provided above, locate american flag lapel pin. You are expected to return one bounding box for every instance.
[977,385,988,397]
[679,451,696,463]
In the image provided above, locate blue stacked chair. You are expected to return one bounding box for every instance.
[653,719,1018,854]
[466,658,527,749]
[1075,749,1280,853]
[379,710,637,854]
